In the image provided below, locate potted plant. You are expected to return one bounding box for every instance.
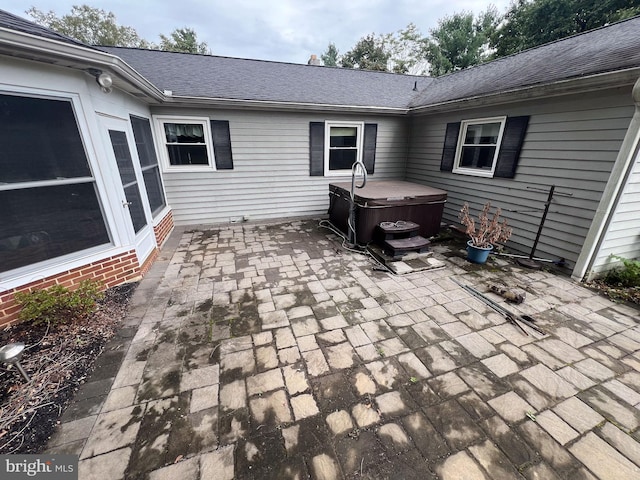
[459,202,512,264]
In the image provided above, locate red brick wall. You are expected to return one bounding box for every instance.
[154,210,174,248]
[0,250,142,328]
[1,210,174,328]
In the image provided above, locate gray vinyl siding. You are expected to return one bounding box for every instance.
[405,87,634,269]
[150,108,408,225]
[591,147,640,275]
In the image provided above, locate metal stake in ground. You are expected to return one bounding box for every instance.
[516,185,572,269]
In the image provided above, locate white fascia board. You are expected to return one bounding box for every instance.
[0,28,165,102]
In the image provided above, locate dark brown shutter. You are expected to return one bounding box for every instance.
[309,122,325,176]
[440,122,461,171]
[494,116,529,178]
[210,120,233,170]
[362,123,377,174]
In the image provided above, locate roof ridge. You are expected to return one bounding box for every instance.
[99,45,429,78]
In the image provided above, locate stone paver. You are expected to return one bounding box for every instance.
[569,432,640,479]
[45,220,640,480]
[326,410,354,435]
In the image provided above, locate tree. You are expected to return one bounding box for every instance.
[159,28,210,54]
[321,43,339,67]
[385,23,428,75]
[425,8,499,77]
[341,34,390,71]
[26,5,151,47]
[491,0,640,58]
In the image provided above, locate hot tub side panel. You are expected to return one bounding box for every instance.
[328,183,447,244]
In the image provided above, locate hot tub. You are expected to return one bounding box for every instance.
[328,180,447,245]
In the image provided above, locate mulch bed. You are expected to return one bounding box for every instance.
[587,280,640,306]
[0,283,136,454]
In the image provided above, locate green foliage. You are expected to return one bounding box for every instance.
[15,280,104,326]
[425,8,499,77]
[491,0,640,58]
[604,256,640,288]
[159,27,210,54]
[321,42,340,67]
[26,5,151,47]
[341,34,390,71]
[384,23,428,74]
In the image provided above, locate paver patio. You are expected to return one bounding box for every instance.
[46,219,640,479]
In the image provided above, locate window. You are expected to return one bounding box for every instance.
[326,122,363,173]
[0,93,110,273]
[309,121,377,176]
[155,117,215,170]
[130,115,166,216]
[440,116,530,179]
[453,117,505,177]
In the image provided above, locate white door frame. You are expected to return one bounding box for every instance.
[98,114,156,265]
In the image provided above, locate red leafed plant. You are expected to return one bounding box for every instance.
[459,202,512,248]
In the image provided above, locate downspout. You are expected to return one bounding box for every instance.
[572,76,640,281]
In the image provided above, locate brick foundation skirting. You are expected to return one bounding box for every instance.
[154,210,174,248]
[0,250,140,328]
[1,210,173,328]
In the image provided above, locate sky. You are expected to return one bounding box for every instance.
[3,0,513,64]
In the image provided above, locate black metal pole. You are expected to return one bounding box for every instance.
[529,185,555,259]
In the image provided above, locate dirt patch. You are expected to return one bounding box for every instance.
[0,283,136,454]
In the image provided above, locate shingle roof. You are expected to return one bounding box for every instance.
[0,9,92,49]
[409,16,640,108]
[99,46,431,109]
[2,8,639,110]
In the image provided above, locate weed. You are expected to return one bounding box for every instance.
[604,255,640,288]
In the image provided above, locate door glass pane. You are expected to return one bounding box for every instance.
[131,116,159,167]
[124,184,147,233]
[0,183,110,273]
[142,167,166,215]
[0,94,92,183]
[109,130,147,233]
[109,130,137,185]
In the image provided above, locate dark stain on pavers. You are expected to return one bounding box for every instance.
[311,373,358,411]
[481,415,536,470]
[336,430,386,475]
[196,298,213,313]
[424,399,485,450]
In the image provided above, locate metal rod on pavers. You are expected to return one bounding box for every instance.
[452,279,545,335]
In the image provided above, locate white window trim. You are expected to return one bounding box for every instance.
[0,87,122,284]
[324,121,364,176]
[452,116,506,178]
[153,115,216,172]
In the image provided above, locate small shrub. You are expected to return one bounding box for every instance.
[15,280,104,326]
[604,256,640,288]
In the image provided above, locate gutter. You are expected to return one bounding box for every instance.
[572,74,640,281]
[160,94,409,115]
[0,27,165,102]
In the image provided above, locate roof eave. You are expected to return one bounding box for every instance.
[159,94,410,114]
[409,67,640,115]
[0,28,165,102]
